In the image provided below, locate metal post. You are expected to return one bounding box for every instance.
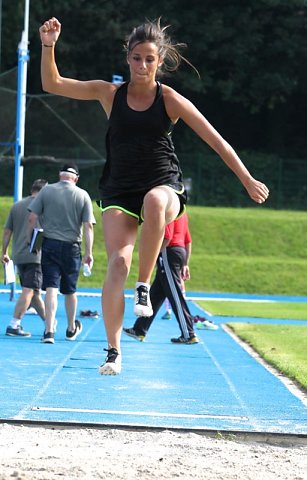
[11,0,30,301]
[0,0,2,72]
[14,0,30,203]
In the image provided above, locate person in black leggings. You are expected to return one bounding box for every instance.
[124,212,198,344]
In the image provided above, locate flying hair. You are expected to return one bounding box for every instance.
[124,18,200,78]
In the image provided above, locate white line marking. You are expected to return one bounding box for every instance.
[188,296,276,303]
[199,342,260,430]
[1,289,305,303]
[0,289,288,303]
[30,406,248,421]
[125,294,276,303]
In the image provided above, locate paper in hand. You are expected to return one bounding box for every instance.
[4,260,15,284]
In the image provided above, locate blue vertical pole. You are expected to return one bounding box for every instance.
[14,39,27,202]
[14,0,30,203]
[11,0,30,301]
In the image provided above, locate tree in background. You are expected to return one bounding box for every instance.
[1,0,306,204]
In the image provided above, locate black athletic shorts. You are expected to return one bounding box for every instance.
[97,185,187,224]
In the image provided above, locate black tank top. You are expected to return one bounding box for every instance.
[99,82,184,198]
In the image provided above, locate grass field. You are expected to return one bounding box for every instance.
[1,197,306,391]
[197,298,307,392]
[198,300,307,320]
[2,197,307,294]
[227,323,307,392]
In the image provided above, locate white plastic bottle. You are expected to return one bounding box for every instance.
[83,263,92,277]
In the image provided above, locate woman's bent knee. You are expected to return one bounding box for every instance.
[108,254,130,280]
[144,187,180,223]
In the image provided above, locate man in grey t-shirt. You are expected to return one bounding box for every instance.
[28,163,96,344]
[2,179,48,336]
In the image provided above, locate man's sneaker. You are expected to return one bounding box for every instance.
[123,327,145,342]
[41,331,55,344]
[134,284,153,317]
[161,311,172,320]
[194,315,219,331]
[6,325,31,337]
[99,347,121,375]
[195,320,219,331]
[171,334,199,344]
[80,310,99,318]
[66,320,83,341]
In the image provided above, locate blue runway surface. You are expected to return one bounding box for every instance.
[0,287,306,435]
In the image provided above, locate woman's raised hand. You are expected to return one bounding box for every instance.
[39,17,61,46]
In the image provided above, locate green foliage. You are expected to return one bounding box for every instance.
[1,0,306,161]
[161,1,307,110]
[228,323,307,391]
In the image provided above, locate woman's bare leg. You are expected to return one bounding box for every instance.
[138,186,180,283]
[101,209,138,352]
[133,187,181,318]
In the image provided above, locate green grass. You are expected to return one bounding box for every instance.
[197,300,307,320]
[190,206,307,258]
[2,198,307,295]
[188,206,307,295]
[227,323,307,392]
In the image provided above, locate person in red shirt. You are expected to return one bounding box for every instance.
[124,212,199,343]
[161,219,190,319]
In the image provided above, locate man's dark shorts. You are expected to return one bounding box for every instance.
[17,263,43,291]
[41,238,82,295]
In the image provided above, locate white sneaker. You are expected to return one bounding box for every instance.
[99,348,121,375]
[134,283,153,317]
[196,319,219,331]
[25,307,37,315]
